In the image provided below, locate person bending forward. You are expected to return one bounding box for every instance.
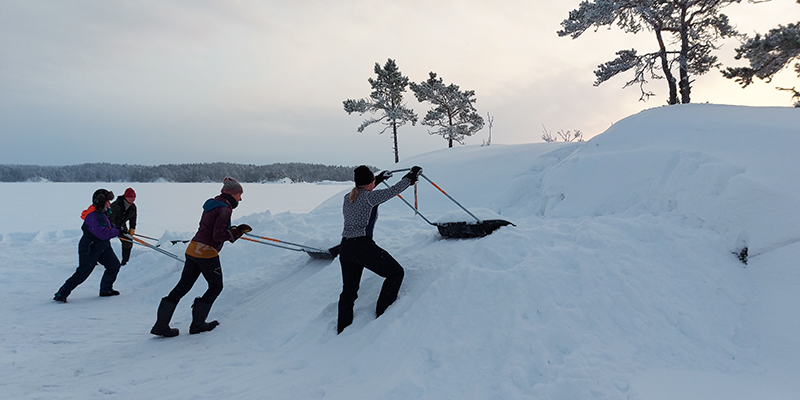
[337,165,421,334]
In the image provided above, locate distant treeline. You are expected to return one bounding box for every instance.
[0,162,367,183]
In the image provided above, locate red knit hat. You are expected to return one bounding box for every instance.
[124,188,136,199]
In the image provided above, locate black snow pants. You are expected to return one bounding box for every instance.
[119,237,133,265]
[337,236,404,333]
[58,236,121,296]
[166,254,223,305]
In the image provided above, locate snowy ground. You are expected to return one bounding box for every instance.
[1,104,799,399]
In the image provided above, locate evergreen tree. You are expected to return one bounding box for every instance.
[558,0,740,104]
[343,59,418,163]
[722,1,800,105]
[410,72,484,148]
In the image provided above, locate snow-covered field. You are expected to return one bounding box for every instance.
[2,104,799,399]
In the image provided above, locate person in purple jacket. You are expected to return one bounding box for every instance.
[54,189,122,303]
[150,177,252,337]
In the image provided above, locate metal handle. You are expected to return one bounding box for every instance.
[241,236,304,252]
[244,233,329,253]
[420,173,482,224]
[133,233,159,241]
[380,181,435,225]
[127,234,185,262]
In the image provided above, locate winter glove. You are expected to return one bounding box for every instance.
[374,170,393,185]
[120,228,134,242]
[403,166,423,184]
[128,229,135,237]
[230,224,253,242]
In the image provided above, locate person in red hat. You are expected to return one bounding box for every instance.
[150,177,252,337]
[110,187,137,266]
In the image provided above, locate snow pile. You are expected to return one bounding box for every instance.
[2,104,799,399]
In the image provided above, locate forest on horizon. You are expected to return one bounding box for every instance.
[0,162,367,183]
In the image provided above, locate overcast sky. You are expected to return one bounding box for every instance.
[1,0,797,168]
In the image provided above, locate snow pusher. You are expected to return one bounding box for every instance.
[386,169,514,239]
[125,233,185,262]
[242,233,335,260]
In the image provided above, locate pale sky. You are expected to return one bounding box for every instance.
[1,0,797,168]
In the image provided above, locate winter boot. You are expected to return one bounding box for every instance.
[150,297,179,337]
[189,297,219,334]
[53,292,68,303]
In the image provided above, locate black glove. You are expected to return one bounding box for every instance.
[328,245,340,258]
[230,224,253,241]
[374,170,393,185]
[403,166,422,184]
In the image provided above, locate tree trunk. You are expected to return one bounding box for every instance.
[447,112,454,148]
[392,122,399,163]
[678,6,691,104]
[655,27,679,105]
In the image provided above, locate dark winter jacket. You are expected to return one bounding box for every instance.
[109,196,137,232]
[341,177,412,238]
[190,195,235,253]
[81,210,120,247]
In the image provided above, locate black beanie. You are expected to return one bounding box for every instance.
[92,189,114,210]
[354,165,374,186]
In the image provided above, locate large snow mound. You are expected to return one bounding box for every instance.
[2,104,799,399]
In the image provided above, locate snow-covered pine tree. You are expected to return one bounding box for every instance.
[558,0,740,105]
[343,59,418,163]
[722,1,800,106]
[410,72,484,148]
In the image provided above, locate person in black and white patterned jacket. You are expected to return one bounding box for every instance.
[336,165,422,334]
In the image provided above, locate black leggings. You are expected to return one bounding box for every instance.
[337,237,404,333]
[167,254,223,305]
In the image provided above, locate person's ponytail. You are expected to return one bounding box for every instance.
[348,187,360,203]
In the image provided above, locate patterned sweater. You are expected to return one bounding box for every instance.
[341,177,412,238]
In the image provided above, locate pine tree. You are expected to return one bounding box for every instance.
[722,1,800,105]
[410,72,484,148]
[343,59,418,163]
[558,0,740,105]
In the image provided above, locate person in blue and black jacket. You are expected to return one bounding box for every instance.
[54,189,121,303]
[336,165,421,334]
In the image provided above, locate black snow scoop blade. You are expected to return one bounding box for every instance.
[434,219,514,239]
[305,249,336,260]
[382,171,515,240]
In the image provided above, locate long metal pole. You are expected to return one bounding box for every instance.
[240,237,304,252]
[380,181,435,225]
[244,233,329,253]
[127,234,185,262]
[419,173,482,223]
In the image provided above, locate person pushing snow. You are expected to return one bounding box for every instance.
[336,165,421,334]
[54,189,122,302]
[150,177,252,337]
[109,187,137,266]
